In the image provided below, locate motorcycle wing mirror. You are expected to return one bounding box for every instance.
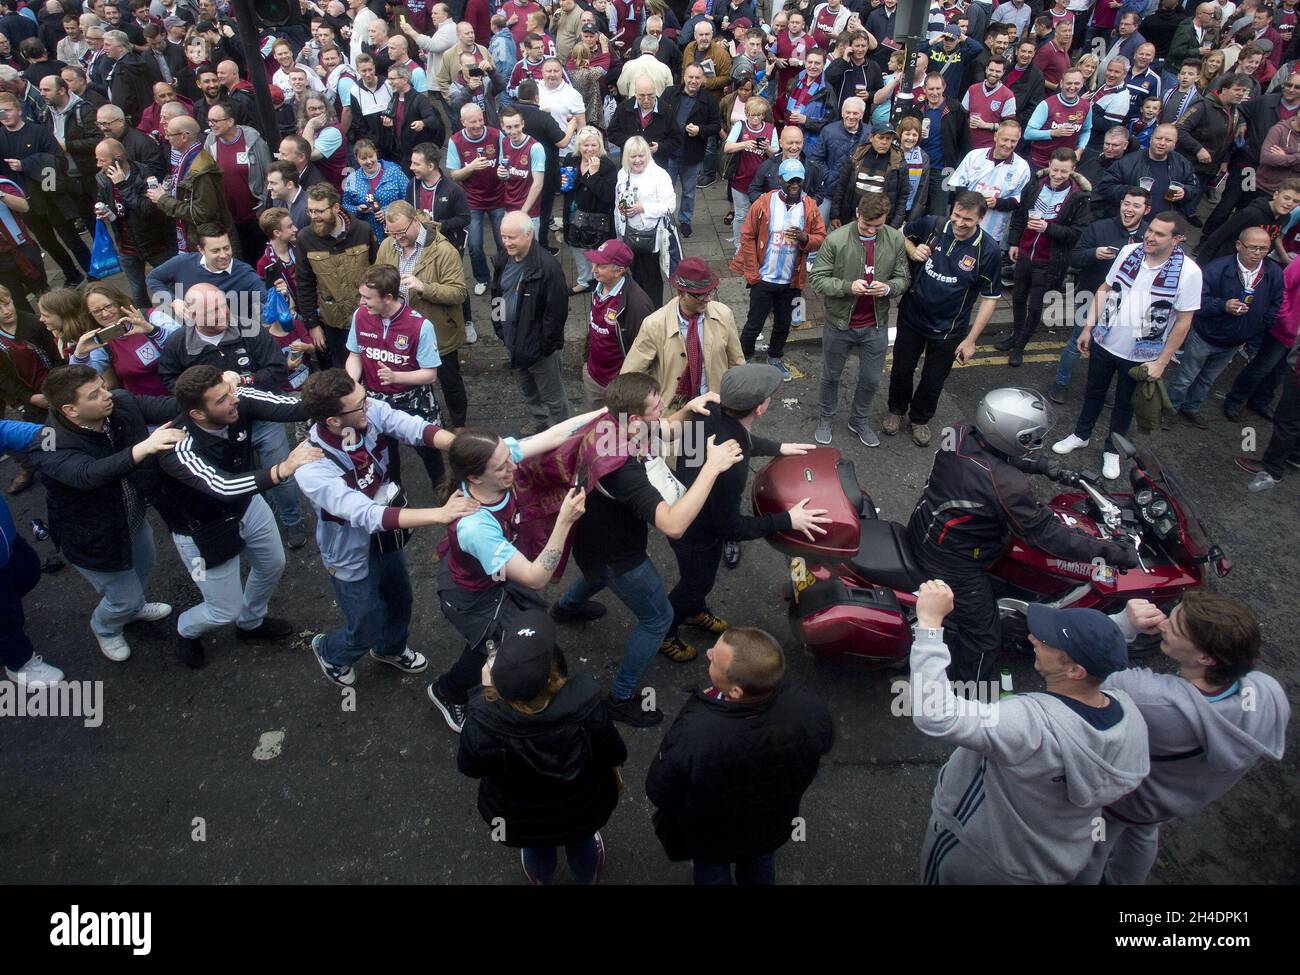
[1209,545,1232,578]
[1111,433,1137,460]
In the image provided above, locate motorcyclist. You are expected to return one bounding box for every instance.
[907,387,1139,684]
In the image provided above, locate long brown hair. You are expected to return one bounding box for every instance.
[439,427,501,504]
[482,658,568,714]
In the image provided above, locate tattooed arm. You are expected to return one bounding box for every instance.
[501,488,588,589]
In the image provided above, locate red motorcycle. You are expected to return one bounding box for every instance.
[752,433,1231,668]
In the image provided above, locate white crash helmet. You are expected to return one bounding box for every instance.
[975,387,1053,458]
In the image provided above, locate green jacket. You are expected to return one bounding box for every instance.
[1128,364,1175,434]
[808,220,910,331]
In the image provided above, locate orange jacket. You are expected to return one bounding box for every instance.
[729,190,826,289]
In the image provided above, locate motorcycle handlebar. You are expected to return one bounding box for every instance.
[1016,456,1079,484]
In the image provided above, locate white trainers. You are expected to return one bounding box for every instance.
[473,282,487,296]
[132,602,172,623]
[1102,451,1121,480]
[464,321,479,344]
[5,654,64,688]
[1053,434,1090,455]
[95,632,131,662]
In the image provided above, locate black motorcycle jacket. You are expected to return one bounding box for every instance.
[907,426,1136,569]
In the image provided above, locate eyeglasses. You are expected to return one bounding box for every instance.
[337,394,370,416]
[1239,243,1270,253]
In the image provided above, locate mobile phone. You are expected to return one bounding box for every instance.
[96,319,131,342]
[573,469,589,492]
[467,66,484,77]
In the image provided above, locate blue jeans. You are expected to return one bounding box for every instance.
[556,557,673,701]
[1055,322,1085,387]
[320,548,412,667]
[1166,330,1238,414]
[731,186,752,255]
[468,207,506,284]
[118,252,152,311]
[667,157,702,227]
[73,520,156,639]
[521,834,603,885]
[251,419,302,527]
[172,495,285,638]
[693,851,777,885]
[572,247,594,288]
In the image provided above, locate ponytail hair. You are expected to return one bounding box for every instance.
[439,427,501,504]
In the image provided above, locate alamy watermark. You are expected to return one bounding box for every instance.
[0,680,103,728]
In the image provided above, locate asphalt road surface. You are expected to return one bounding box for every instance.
[2,186,1296,885]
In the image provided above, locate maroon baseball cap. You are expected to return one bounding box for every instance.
[671,257,719,295]
[583,239,634,267]
[733,17,752,29]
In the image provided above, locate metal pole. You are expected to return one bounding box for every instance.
[228,0,281,141]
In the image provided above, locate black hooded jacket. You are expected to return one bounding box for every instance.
[457,672,628,848]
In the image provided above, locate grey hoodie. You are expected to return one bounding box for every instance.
[1101,612,1290,825]
[911,630,1150,883]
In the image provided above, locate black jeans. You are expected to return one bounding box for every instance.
[28,209,91,282]
[916,546,1000,685]
[631,249,663,307]
[0,536,41,671]
[232,218,267,265]
[385,435,445,496]
[1074,342,1140,452]
[0,245,48,313]
[1261,367,1300,479]
[887,323,963,424]
[1226,332,1289,412]
[1207,165,1265,230]
[322,325,351,369]
[694,851,776,885]
[740,280,799,359]
[667,537,723,639]
[1010,256,1061,349]
[440,349,468,428]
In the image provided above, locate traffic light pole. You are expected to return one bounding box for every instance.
[229,0,281,142]
[889,0,930,127]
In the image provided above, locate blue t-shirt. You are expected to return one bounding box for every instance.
[922,106,945,169]
[454,437,524,576]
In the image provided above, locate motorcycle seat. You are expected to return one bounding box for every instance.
[849,520,926,593]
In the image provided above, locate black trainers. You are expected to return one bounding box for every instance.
[680,222,692,238]
[607,691,663,727]
[993,334,1016,352]
[1048,382,1068,405]
[175,633,205,669]
[551,600,607,623]
[427,682,467,733]
[1224,401,1244,421]
[284,521,309,550]
[236,616,294,641]
[370,646,428,673]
